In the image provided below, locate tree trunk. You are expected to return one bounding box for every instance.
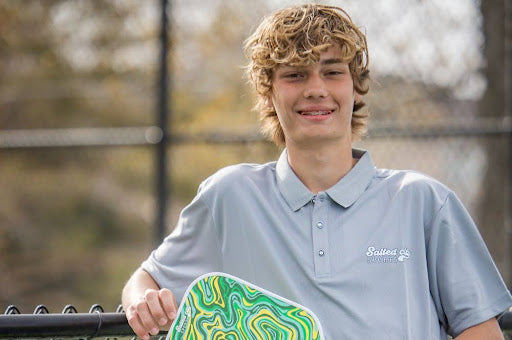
[478,0,510,286]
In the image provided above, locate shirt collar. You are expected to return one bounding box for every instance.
[276,148,375,211]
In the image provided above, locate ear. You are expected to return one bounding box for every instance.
[352,92,364,112]
[265,96,274,110]
[354,92,362,105]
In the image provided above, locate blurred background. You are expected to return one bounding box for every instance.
[1,0,511,314]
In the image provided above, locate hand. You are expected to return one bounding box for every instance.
[125,288,178,340]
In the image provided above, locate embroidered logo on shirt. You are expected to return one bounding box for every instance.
[366,246,411,264]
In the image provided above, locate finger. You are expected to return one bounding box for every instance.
[159,288,178,320]
[126,305,150,340]
[135,297,160,336]
[145,289,168,327]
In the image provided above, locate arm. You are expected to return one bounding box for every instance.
[426,192,512,337]
[122,268,178,340]
[454,318,503,340]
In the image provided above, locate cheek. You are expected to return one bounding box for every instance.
[271,93,288,114]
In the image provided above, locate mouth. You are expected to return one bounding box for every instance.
[297,110,333,116]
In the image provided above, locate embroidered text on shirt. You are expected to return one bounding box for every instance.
[366,246,411,264]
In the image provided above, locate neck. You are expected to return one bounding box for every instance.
[286,140,356,194]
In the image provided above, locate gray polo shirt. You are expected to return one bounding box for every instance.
[142,149,512,339]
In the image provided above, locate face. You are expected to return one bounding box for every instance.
[270,46,359,148]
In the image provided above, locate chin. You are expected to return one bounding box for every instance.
[293,134,347,146]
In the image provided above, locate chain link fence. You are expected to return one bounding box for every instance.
[1,0,510,317]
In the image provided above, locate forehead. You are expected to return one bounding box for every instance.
[277,46,348,69]
[316,46,346,63]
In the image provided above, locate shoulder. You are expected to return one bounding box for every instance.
[197,161,277,198]
[373,168,453,211]
[376,167,451,195]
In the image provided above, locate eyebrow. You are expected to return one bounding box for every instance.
[320,58,345,65]
[278,58,346,71]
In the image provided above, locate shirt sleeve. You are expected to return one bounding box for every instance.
[426,192,512,337]
[140,188,222,303]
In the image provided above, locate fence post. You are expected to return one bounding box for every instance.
[505,0,512,289]
[155,0,171,246]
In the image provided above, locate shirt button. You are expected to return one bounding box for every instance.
[316,222,324,229]
[318,250,325,257]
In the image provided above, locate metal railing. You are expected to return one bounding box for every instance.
[1,118,510,149]
[1,304,512,339]
[0,304,166,339]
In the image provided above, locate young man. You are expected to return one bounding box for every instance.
[122,4,512,339]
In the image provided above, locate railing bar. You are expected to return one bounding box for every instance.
[0,123,511,149]
[0,313,142,338]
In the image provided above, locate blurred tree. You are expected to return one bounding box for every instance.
[0,0,159,311]
[0,0,273,312]
[477,0,510,285]
[0,0,156,130]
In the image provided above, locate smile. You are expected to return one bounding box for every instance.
[298,110,332,116]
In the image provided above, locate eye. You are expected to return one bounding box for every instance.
[326,69,345,76]
[284,72,303,79]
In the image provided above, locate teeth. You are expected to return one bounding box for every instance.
[300,111,330,116]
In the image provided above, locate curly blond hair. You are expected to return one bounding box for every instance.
[244,4,370,146]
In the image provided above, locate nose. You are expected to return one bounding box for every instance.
[303,74,328,99]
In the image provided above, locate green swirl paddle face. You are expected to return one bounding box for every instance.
[167,272,324,340]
